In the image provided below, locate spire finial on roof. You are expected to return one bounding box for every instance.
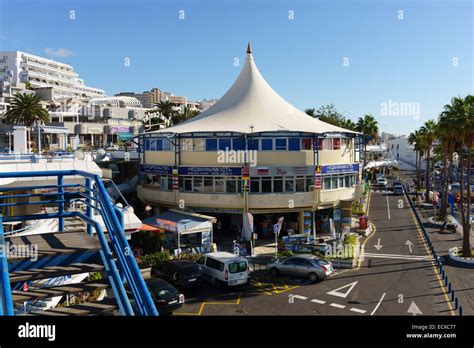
[247,42,252,54]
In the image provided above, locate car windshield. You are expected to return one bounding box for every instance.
[148,281,178,299]
[228,261,247,273]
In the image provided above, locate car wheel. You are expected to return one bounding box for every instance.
[309,272,319,283]
[270,268,280,277]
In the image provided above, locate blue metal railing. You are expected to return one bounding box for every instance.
[0,170,157,316]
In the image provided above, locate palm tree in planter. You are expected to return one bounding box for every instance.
[437,98,462,220]
[4,93,50,153]
[156,100,177,125]
[419,120,437,203]
[356,114,379,171]
[408,129,424,191]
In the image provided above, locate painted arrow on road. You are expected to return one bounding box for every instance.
[407,301,422,316]
[405,240,414,253]
[327,281,359,298]
[374,238,383,250]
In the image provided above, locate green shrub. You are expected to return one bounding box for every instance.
[344,234,358,246]
[140,250,171,268]
[175,253,202,262]
[88,272,102,281]
[278,250,294,257]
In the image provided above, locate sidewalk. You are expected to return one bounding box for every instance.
[410,194,474,315]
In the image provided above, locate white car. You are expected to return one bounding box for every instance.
[376,177,388,186]
[196,252,249,288]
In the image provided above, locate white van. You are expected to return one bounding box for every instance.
[196,252,249,288]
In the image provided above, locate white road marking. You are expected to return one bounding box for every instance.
[350,308,367,314]
[330,303,346,309]
[363,253,432,261]
[293,295,307,300]
[311,299,326,304]
[326,281,359,298]
[371,292,386,315]
[385,187,391,219]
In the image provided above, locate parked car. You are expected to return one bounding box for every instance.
[145,278,184,315]
[151,260,202,289]
[392,182,404,195]
[196,252,249,288]
[267,254,334,282]
[376,177,388,186]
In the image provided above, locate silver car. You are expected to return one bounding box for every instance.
[267,254,334,282]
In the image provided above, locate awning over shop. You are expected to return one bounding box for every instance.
[142,209,217,235]
[142,209,217,255]
[364,159,399,170]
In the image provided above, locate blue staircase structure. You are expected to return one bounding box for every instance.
[0,170,158,316]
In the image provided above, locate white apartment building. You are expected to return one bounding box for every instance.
[0,51,105,101]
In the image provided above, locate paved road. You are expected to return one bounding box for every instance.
[173,188,455,316]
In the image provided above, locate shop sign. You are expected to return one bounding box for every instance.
[111,126,130,133]
[139,164,172,175]
[178,166,242,176]
[321,163,359,174]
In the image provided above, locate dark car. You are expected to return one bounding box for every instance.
[146,278,184,315]
[151,260,202,289]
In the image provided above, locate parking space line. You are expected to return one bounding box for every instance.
[330,303,346,309]
[174,293,242,316]
[311,299,326,304]
[350,308,367,314]
[293,295,307,300]
[370,292,386,315]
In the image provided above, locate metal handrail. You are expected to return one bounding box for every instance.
[0,170,157,316]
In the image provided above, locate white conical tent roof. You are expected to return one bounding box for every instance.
[152,44,357,135]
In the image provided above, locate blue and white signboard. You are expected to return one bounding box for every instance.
[178,166,242,176]
[139,164,172,175]
[321,163,359,174]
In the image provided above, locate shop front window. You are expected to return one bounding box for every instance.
[226,177,237,193]
[215,177,225,192]
[204,177,213,192]
[323,176,331,190]
[285,178,294,192]
[273,176,283,192]
[261,177,272,192]
[301,138,312,150]
[295,177,305,192]
[193,177,203,192]
[331,176,338,189]
[250,178,260,193]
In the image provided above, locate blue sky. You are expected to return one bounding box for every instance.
[0,0,472,136]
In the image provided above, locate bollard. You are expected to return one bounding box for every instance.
[459,306,463,316]
[448,282,452,292]
[455,297,459,310]
[451,289,455,301]
[444,275,448,286]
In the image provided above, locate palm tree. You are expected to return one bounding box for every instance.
[156,100,176,120]
[4,93,50,153]
[341,118,357,131]
[419,120,437,202]
[459,95,474,256]
[408,130,424,191]
[170,106,200,126]
[305,108,316,117]
[356,114,379,170]
[437,98,462,220]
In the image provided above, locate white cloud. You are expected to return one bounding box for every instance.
[43,48,74,58]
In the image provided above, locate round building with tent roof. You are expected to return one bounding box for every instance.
[138,44,364,242]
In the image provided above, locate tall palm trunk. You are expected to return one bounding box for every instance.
[440,149,449,220]
[463,143,472,257]
[425,149,431,202]
[416,151,420,190]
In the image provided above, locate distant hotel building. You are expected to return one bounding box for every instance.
[116,88,217,111]
[138,45,363,241]
[0,51,105,100]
